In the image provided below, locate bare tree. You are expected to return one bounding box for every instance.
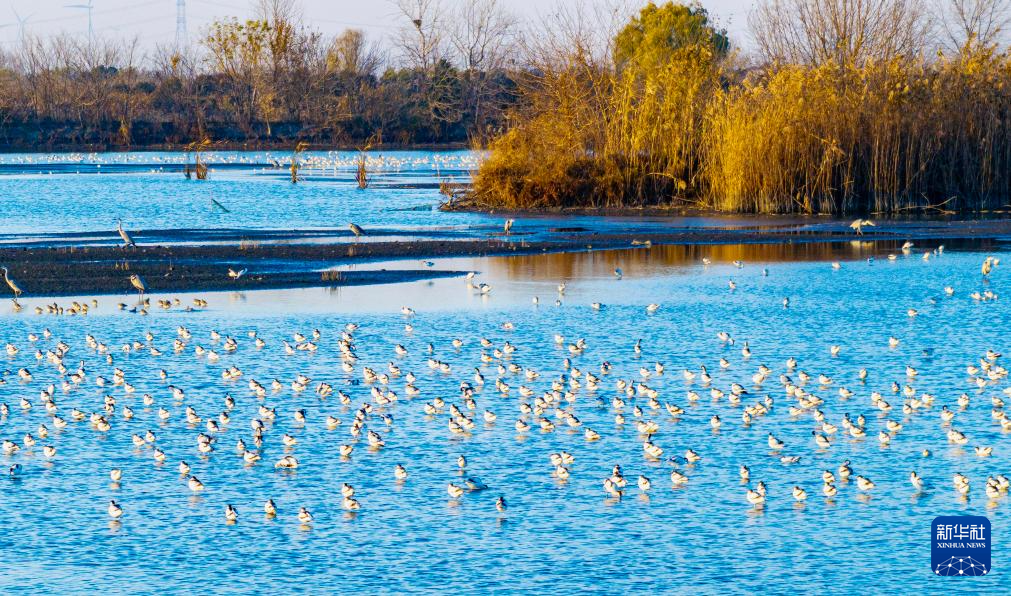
[520,1,633,72]
[449,0,517,71]
[933,0,1011,50]
[329,29,385,75]
[750,0,932,65]
[394,0,447,70]
[255,0,303,24]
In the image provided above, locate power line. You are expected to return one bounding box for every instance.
[23,0,163,28]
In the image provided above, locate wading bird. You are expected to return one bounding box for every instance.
[349,223,365,239]
[1,267,23,299]
[117,219,136,247]
[849,219,875,235]
[129,274,147,297]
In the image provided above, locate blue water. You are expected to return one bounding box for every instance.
[0,151,486,238]
[0,150,828,247]
[0,152,1009,592]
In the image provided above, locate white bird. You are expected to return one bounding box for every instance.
[129,274,147,296]
[503,219,514,234]
[228,268,247,280]
[117,219,136,247]
[849,219,874,235]
[982,256,994,276]
[1,267,23,298]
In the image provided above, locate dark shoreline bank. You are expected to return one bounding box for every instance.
[0,141,471,155]
[2,219,1010,299]
[440,195,1011,220]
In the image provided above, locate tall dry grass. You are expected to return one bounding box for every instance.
[704,51,1011,213]
[472,4,1011,215]
[473,51,724,209]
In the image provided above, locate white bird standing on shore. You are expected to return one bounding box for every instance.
[849,219,874,235]
[129,274,147,296]
[1,267,23,298]
[117,219,136,247]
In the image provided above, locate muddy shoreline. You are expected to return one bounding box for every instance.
[2,218,1010,299]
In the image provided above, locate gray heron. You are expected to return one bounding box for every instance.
[117,219,136,247]
[1,267,23,298]
[129,274,147,296]
[503,219,514,234]
[349,223,365,239]
[849,219,875,235]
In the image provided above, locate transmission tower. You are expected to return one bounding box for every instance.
[175,0,187,52]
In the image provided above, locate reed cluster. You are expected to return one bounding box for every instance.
[473,1,1011,214]
[705,52,1011,213]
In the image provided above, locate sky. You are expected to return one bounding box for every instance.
[0,0,757,53]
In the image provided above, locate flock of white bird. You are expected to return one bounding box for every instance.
[0,236,1007,528]
[1,152,480,178]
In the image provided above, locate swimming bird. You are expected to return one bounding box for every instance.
[108,500,124,519]
[496,496,507,511]
[298,507,313,524]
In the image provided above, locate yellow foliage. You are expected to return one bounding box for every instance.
[476,48,1011,214]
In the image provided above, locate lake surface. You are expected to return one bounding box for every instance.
[1,152,1009,592]
[0,150,888,248]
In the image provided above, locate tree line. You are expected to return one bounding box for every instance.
[0,0,519,150]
